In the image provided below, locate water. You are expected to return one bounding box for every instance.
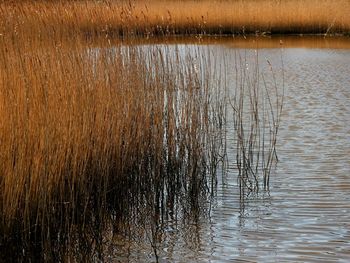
[103,36,350,262]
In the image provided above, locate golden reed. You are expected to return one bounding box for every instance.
[1,0,349,37]
[0,2,227,259]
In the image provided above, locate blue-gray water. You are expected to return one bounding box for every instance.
[99,37,350,262]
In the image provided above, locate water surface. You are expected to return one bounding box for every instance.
[105,36,350,262]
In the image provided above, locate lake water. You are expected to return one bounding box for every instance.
[101,36,350,262]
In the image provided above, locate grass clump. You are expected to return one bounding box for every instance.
[0,28,226,260]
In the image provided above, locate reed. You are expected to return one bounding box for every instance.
[1,0,349,38]
[0,0,290,260]
[0,27,226,262]
[230,51,284,197]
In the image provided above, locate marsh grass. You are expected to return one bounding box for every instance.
[0,1,288,260]
[1,0,349,38]
[0,28,227,260]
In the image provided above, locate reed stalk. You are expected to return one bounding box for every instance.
[230,51,284,198]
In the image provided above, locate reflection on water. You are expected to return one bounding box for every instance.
[102,37,350,262]
[94,35,350,50]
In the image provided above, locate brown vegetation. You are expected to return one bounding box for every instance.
[0,15,226,262]
[1,0,349,37]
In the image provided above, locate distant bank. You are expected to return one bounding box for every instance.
[1,0,350,38]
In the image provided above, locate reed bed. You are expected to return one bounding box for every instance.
[0,28,226,261]
[0,0,290,260]
[1,0,349,38]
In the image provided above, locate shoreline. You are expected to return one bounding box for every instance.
[1,0,350,38]
[81,34,350,50]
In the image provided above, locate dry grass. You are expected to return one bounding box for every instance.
[1,0,350,37]
[130,0,350,34]
[0,21,226,262]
